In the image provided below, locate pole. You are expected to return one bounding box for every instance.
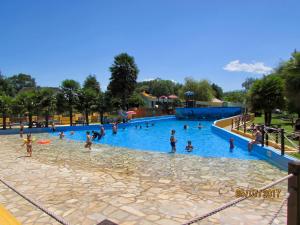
[287,161,300,225]
[243,120,246,133]
[266,130,269,146]
[231,119,233,130]
[237,118,240,131]
[281,128,285,156]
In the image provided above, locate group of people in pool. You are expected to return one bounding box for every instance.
[19,121,264,156]
[170,123,204,153]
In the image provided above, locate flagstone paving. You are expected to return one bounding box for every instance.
[0,133,288,224]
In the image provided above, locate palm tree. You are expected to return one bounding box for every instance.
[38,88,57,127]
[58,80,80,126]
[77,88,97,125]
[15,90,39,128]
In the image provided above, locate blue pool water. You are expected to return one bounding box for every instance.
[56,119,262,160]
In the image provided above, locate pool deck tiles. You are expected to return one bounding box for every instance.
[0,133,288,224]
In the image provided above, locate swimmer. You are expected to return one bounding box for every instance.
[146,122,149,128]
[139,125,142,129]
[229,138,234,151]
[92,130,101,140]
[19,122,24,138]
[22,134,33,157]
[70,131,74,135]
[152,123,154,126]
[135,125,138,129]
[85,131,92,150]
[185,140,194,152]
[184,124,188,130]
[112,124,118,134]
[170,129,176,153]
[59,131,65,139]
[198,123,203,129]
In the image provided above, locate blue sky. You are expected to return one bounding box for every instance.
[0,0,299,91]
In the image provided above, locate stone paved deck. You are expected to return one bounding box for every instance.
[0,133,288,225]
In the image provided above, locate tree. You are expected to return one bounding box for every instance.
[58,79,80,126]
[282,51,300,117]
[7,73,36,94]
[211,83,223,99]
[249,75,285,125]
[0,94,13,129]
[179,77,214,101]
[128,92,145,107]
[108,53,139,109]
[15,90,39,128]
[242,77,257,91]
[37,88,57,127]
[77,88,97,125]
[83,75,101,92]
[0,74,14,96]
[223,90,246,103]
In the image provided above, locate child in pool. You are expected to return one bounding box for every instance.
[112,124,118,134]
[59,131,65,139]
[170,129,177,153]
[85,131,92,150]
[22,134,33,157]
[198,123,203,129]
[185,140,194,152]
[70,131,74,135]
[183,124,188,130]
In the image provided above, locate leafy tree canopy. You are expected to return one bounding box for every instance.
[179,77,213,101]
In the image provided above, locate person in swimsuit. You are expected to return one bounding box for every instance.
[85,131,92,150]
[248,127,262,151]
[183,124,188,130]
[59,131,65,139]
[51,122,56,132]
[112,124,118,134]
[198,123,203,129]
[19,122,24,138]
[170,129,177,153]
[229,138,234,151]
[100,126,105,138]
[185,140,193,152]
[22,134,33,157]
[92,130,101,140]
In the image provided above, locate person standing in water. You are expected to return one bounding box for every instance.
[85,131,92,150]
[100,126,105,139]
[19,122,24,138]
[22,134,33,157]
[112,124,118,134]
[170,129,177,153]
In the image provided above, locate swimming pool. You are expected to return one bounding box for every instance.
[56,119,264,160]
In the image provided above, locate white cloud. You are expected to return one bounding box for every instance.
[140,78,155,82]
[223,60,273,74]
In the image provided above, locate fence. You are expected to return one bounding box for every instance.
[231,115,300,154]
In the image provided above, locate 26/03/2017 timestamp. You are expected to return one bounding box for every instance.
[235,188,281,198]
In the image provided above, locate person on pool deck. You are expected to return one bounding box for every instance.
[112,124,118,134]
[85,131,92,150]
[198,123,203,129]
[170,129,177,153]
[248,127,262,151]
[185,140,194,152]
[59,131,65,139]
[183,124,188,130]
[100,126,105,138]
[22,134,33,157]
[19,122,24,138]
